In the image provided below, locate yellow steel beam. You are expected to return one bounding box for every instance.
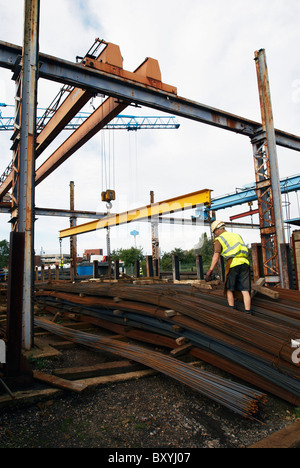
[59,189,211,238]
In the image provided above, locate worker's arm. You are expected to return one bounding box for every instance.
[205,252,220,280]
[205,240,221,281]
[208,251,221,273]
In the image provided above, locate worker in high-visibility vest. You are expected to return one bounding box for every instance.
[205,220,252,315]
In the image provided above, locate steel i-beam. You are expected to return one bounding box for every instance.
[59,189,211,238]
[0,41,300,151]
[253,49,287,287]
[9,0,40,351]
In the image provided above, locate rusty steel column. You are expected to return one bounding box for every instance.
[150,190,160,275]
[69,181,77,281]
[9,0,40,350]
[253,49,288,287]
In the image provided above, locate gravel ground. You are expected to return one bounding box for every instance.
[0,347,298,449]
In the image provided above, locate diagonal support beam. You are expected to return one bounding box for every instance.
[0,41,300,151]
[35,41,124,155]
[35,96,128,184]
[0,54,164,195]
[59,189,211,238]
[34,56,162,185]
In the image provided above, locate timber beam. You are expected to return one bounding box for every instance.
[1,40,300,152]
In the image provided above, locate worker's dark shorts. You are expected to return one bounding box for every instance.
[225,263,251,292]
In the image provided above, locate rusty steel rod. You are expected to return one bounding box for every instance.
[34,282,300,405]
[34,316,267,419]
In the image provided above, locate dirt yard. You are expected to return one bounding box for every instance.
[0,346,298,449]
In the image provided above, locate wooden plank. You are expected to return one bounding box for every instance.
[250,420,300,448]
[0,387,61,408]
[53,360,145,380]
[164,309,178,317]
[76,369,156,389]
[33,370,88,393]
[170,343,192,357]
[23,337,62,359]
[252,284,279,299]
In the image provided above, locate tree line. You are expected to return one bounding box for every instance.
[111,233,214,271]
[0,239,9,268]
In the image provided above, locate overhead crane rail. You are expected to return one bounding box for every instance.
[0,111,179,184]
[0,110,180,132]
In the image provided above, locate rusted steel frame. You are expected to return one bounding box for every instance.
[6,232,32,381]
[252,136,279,281]
[35,87,93,155]
[69,181,77,280]
[9,0,40,350]
[35,42,124,155]
[34,56,162,186]
[0,42,121,197]
[34,96,128,185]
[1,40,300,150]
[254,49,287,287]
[34,316,267,418]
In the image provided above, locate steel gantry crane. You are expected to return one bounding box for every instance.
[0,109,180,186]
[1,0,300,357]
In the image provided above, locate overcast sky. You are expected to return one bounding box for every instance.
[0,0,299,257]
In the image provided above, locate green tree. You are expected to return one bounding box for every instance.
[0,239,9,268]
[161,252,172,270]
[111,247,144,267]
[195,232,214,266]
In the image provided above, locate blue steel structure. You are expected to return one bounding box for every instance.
[0,105,180,131]
[196,174,300,219]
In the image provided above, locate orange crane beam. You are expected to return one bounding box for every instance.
[0,42,175,195]
[35,42,125,154]
[0,41,123,199]
[34,56,166,185]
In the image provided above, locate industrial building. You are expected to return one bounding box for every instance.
[0,0,300,450]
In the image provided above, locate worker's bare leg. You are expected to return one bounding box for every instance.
[226,290,235,307]
[241,290,251,312]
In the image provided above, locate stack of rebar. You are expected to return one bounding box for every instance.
[34,316,267,420]
[34,281,300,409]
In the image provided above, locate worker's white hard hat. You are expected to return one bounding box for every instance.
[211,220,225,233]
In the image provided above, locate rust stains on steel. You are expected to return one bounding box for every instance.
[34,282,300,408]
[34,316,267,420]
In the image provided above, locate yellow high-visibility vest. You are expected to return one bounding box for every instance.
[216,231,249,268]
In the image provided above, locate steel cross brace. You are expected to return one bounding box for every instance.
[1,40,300,152]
